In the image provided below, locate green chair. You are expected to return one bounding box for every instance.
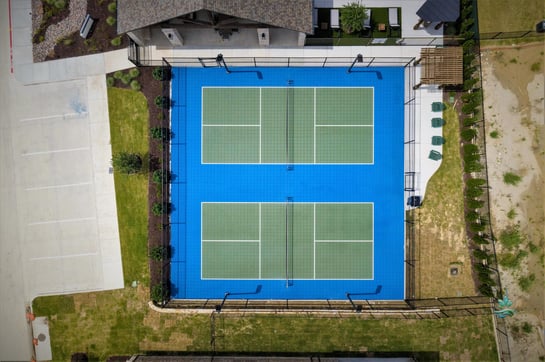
[431,118,445,128]
[432,102,445,112]
[432,136,445,145]
[429,150,442,161]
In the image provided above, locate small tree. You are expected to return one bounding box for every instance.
[340,2,368,34]
[152,169,170,184]
[149,245,169,261]
[151,283,169,304]
[112,152,142,174]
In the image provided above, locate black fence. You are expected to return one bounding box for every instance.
[478,30,545,40]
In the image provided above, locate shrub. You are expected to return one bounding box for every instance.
[130,80,141,91]
[465,210,480,222]
[106,16,116,26]
[518,274,535,292]
[151,283,169,304]
[522,322,533,333]
[152,169,170,184]
[478,283,494,297]
[467,178,485,188]
[111,152,142,174]
[530,62,541,72]
[152,202,164,216]
[467,198,484,209]
[150,127,169,140]
[120,73,131,85]
[129,68,140,78]
[463,117,479,127]
[469,222,485,233]
[106,76,115,87]
[473,234,489,245]
[149,246,169,261]
[155,96,169,108]
[339,2,368,34]
[499,226,523,249]
[503,172,522,185]
[489,130,500,138]
[473,248,489,261]
[110,36,122,46]
[507,208,517,219]
[113,70,123,79]
[108,1,117,13]
[462,102,477,115]
[499,250,528,268]
[461,128,477,142]
[152,67,170,81]
[464,78,478,91]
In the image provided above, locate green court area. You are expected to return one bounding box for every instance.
[202,87,374,164]
[201,203,373,280]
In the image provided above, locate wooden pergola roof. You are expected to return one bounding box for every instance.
[419,47,463,85]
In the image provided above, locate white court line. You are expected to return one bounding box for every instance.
[25,181,91,191]
[22,147,89,157]
[313,88,316,164]
[259,203,262,278]
[259,88,262,164]
[202,239,260,243]
[315,124,373,127]
[19,112,87,122]
[202,124,260,127]
[315,240,373,243]
[30,252,98,261]
[313,203,316,279]
[28,217,96,226]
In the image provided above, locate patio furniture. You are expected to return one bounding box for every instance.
[431,118,445,127]
[389,8,400,29]
[331,9,340,29]
[432,135,445,145]
[378,23,386,31]
[363,9,371,30]
[432,102,445,112]
[429,150,442,160]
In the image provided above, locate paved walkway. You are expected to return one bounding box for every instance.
[1,0,132,360]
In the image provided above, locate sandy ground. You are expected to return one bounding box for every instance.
[481,41,545,361]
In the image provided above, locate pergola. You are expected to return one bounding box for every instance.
[413,47,463,89]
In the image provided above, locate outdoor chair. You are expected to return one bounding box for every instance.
[363,9,371,30]
[432,102,445,112]
[388,8,400,29]
[429,150,442,161]
[431,118,445,127]
[330,9,340,29]
[432,136,445,145]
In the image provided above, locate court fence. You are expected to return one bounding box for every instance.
[165,295,493,318]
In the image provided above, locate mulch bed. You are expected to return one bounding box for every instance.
[107,67,171,294]
[45,0,127,60]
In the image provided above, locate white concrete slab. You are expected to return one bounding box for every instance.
[32,317,52,361]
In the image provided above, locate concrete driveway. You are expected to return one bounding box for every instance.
[0,0,131,360]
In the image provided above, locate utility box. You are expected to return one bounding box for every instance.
[161,28,184,47]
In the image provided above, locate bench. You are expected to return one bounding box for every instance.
[79,14,95,39]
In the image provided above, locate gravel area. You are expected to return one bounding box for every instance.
[32,0,88,62]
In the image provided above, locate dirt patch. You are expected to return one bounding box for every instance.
[481,41,545,361]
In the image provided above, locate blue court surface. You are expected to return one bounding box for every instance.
[170,66,405,300]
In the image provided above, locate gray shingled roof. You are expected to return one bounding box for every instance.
[117,0,313,35]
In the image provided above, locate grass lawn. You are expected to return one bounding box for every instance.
[414,105,477,298]
[32,89,497,361]
[477,0,545,33]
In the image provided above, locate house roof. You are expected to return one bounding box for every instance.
[117,0,313,35]
[416,0,460,22]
